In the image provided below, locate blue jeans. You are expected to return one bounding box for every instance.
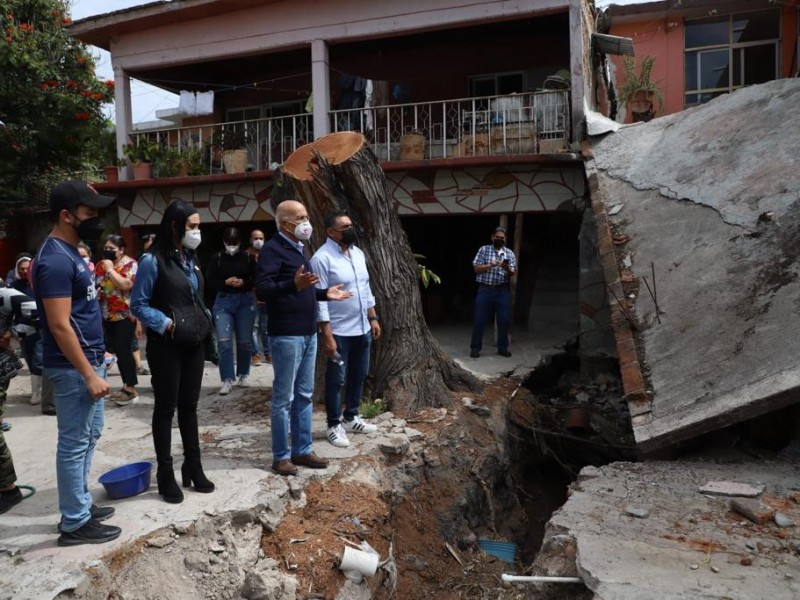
[45,364,106,533]
[213,292,256,382]
[20,334,43,376]
[252,303,271,358]
[470,285,511,353]
[270,335,316,461]
[325,333,372,427]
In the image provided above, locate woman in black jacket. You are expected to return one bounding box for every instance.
[130,201,214,504]
[206,227,256,395]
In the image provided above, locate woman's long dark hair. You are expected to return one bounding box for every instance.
[151,200,199,261]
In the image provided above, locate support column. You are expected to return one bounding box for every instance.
[113,64,133,181]
[311,39,331,140]
[568,0,587,142]
[511,213,524,314]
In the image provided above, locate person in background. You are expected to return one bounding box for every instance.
[0,306,29,514]
[132,232,156,377]
[138,233,156,259]
[207,227,256,395]
[255,200,352,476]
[32,180,120,546]
[131,201,214,504]
[247,229,271,366]
[310,212,381,449]
[77,242,95,275]
[9,256,42,406]
[469,226,517,359]
[96,235,139,407]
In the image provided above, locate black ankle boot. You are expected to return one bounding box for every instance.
[156,468,184,504]
[181,461,215,493]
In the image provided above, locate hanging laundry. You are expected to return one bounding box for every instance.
[178,90,215,116]
[178,90,196,116]
[195,91,214,116]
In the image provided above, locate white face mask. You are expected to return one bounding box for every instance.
[252,239,264,250]
[294,221,313,241]
[224,244,239,255]
[182,230,202,250]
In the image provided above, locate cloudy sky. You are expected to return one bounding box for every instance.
[70,0,650,123]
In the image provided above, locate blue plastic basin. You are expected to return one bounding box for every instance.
[477,539,517,564]
[98,462,152,499]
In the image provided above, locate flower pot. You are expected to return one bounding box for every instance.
[132,162,152,180]
[222,149,248,174]
[103,165,119,183]
[628,90,653,114]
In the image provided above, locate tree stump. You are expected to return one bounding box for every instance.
[275,132,481,414]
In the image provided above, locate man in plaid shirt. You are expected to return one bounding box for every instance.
[470,227,517,358]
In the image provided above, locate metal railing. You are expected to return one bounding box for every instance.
[330,90,570,160]
[126,91,570,179]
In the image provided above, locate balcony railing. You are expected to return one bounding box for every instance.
[126,91,569,179]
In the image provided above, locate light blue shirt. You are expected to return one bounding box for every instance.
[310,238,376,336]
[130,252,198,335]
[278,231,305,254]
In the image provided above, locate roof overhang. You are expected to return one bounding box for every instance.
[605,0,791,25]
[591,32,634,56]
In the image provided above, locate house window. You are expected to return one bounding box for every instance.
[468,72,526,98]
[684,9,779,107]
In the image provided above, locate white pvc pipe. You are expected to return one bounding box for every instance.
[502,574,584,584]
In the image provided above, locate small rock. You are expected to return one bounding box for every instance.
[465,402,491,416]
[625,505,651,519]
[173,523,191,535]
[390,418,407,428]
[288,479,304,500]
[787,573,794,580]
[209,554,220,565]
[147,535,174,549]
[740,557,753,566]
[774,512,795,528]
[608,204,623,216]
[744,541,756,550]
[378,435,410,456]
[699,481,765,498]
[690,564,699,570]
[404,427,424,441]
[391,426,405,434]
[730,498,775,526]
[710,565,720,574]
[461,397,474,407]
[184,552,210,572]
[580,466,603,479]
[374,411,394,422]
[209,543,226,553]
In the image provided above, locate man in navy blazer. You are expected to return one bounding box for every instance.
[255,200,351,476]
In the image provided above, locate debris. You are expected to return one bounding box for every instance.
[730,498,776,526]
[404,427,424,441]
[608,204,623,215]
[774,513,795,528]
[461,397,491,416]
[612,234,631,245]
[624,505,651,519]
[699,481,765,498]
[444,542,463,566]
[390,418,407,428]
[690,564,699,570]
[209,543,226,553]
[710,565,720,573]
[377,435,410,456]
[146,535,174,549]
[741,557,753,566]
[289,537,310,544]
[287,479,304,500]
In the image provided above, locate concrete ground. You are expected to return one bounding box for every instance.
[0,324,560,599]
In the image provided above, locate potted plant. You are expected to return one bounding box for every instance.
[122,140,161,180]
[99,128,121,182]
[211,125,248,174]
[619,56,664,123]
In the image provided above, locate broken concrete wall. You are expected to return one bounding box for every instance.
[589,78,800,450]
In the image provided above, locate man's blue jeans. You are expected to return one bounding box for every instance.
[252,303,271,358]
[44,364,106,533]
[470,285,511,353]
[324,333,371,427]
[213,292,256,382]
[270,335,316,461]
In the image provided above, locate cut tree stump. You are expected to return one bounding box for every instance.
[273,131,481,414]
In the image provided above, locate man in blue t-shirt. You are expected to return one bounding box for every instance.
[32,180,121,547]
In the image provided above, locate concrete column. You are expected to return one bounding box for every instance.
[311,39,331,140]
[113,64,133,181]
[568,0,587,142]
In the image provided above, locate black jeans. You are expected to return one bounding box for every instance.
[105,319,138,387]
[147,339,205,469]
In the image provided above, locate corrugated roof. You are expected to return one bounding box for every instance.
[592,32,635,56]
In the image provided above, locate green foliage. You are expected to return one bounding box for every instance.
[0,0,115,204]
[359,398,387,419]
[122,139,161,164]
[619,56,664,114]
[211,125,247,150]
[413,253,441,288]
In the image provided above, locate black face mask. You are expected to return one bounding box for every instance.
[102,249,117,261]
[340,228,357,246]
[493,238,505,249]
[70,213,105,242]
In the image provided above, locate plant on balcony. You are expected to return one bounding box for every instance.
[619,55,664,123]
[122,140,161,180]
[211,125,248,174]
[156,147,206,178]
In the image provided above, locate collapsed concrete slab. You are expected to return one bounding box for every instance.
[588,78,800,450]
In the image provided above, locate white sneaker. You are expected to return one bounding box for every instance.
[342,415,378,434]
[237,375,249,387]
[219,380,233,395]
[327,424,350,448]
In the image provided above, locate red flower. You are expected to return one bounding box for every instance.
[61,17,72,25]
[76,56,87,64]
[104,80,115,90]
[5,36,11,43]
[73,112,90,120]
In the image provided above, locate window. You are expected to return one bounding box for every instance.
[684,9,779,107]
[468,71,526,98]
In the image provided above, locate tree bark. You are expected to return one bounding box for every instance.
[275,132,481,414]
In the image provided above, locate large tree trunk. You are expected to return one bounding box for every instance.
[274,132,481,414]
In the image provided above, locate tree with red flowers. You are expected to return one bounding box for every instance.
[0,0,114,204]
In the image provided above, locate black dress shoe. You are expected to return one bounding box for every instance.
[498,350,512,357]
[57,520,121,546]
[470,350,480,358]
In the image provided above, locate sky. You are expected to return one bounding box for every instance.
[70,0,651,124]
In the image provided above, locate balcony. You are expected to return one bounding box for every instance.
[125,90,570,180]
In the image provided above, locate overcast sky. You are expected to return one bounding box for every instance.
[70,0,650,124]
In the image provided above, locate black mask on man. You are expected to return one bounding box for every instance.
[102,249,117,261]
[492,238,505,249]
[70,213,105,242]
[340,228,357,246]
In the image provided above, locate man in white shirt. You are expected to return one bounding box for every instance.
[310,212,382,448]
